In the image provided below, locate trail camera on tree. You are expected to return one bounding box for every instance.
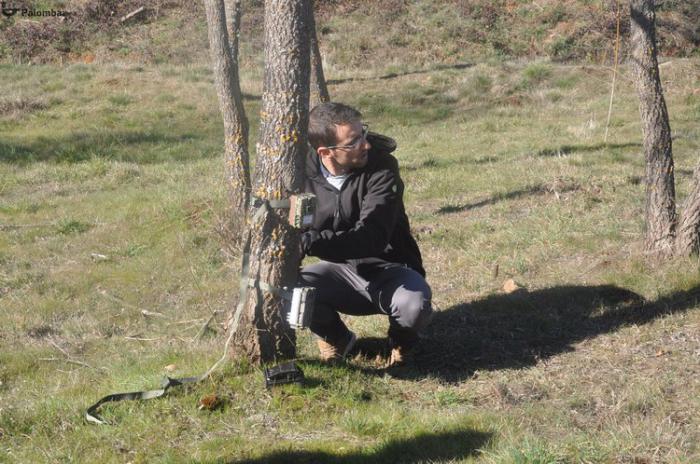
[229,0,312,364]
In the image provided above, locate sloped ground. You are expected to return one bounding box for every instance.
[0,0,698,71]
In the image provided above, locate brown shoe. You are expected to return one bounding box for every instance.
[317,331,357,363]
[388,344,415,367]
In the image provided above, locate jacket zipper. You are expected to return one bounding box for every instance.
[313,166,354,232]
[333,174,355,230]
[333,192,341,230]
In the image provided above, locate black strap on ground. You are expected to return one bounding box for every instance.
[85,196,293,425]
[85,376,199,425]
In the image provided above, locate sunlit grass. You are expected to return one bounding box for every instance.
[1,58,700,462]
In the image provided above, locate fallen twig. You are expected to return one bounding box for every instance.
[193,310,223,342]
[120,6,145,23]
[43,338,108,371]
[39,357,98,370]
[48,338,70,357]
[124,336,161,341]
[97,288,167,318]
[169,318,206,325]
[141,309,167,318]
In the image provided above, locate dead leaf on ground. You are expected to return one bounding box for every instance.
[502,279,522,293]
[198,394,223,411]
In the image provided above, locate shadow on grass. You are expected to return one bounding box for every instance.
[436,182,580,214]
[0,131,208,164]
[535,142,640,157]
[407,284,700,382]
[402,141,641,177]
[327,62,473,85]
[226,428,491,464]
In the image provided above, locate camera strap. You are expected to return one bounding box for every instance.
[85,197,294,425]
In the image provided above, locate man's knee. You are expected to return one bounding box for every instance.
[299,261,337,287]
[391,286,433,331]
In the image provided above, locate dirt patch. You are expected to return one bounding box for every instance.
[27,324,59,339]
[0,97,48,118]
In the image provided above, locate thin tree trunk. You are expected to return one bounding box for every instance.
[231,0,311,363]
[224,0,242,62]
[204,0,251,232]
[629,0,676,256]
[676,160,700,255]
[308,0,330,106]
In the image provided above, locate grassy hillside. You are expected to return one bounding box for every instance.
[2,47,700,462]
[1,0,698,70]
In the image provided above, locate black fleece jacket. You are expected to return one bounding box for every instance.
[302,133,425,277]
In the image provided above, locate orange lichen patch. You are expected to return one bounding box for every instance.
[280,130,299,143]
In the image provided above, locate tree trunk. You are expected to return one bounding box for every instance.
[308,0,330,106]
[204,0,251,232]
[224,0,242,62]
[231,0,311,363]
[629,0,676,256]
[676,160,700,255]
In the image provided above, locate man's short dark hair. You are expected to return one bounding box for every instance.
[308,102,362,149]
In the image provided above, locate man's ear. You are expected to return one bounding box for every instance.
[316,147,331,159]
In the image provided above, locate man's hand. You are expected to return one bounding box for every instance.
[300,229,321,256]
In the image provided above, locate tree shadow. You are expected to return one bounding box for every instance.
[226,428,491,464]
[401,156,481,173]
[436,182,580,215]
[401,141,642,175]
[0,130,208,164]
[404,284,700,382]
[327,62,473,85]
[535,142,640,157]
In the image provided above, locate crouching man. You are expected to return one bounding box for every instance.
[299,102,432,367]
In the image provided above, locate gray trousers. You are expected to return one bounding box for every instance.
[299,261,432,347]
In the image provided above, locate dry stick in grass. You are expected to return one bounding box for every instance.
[194,311,222,341]
[124,335,162,341]
[97,287,167,318]
[175,234,223,342]
[40,339,106,371]
[604,0,622,145]
[38,357,97,369]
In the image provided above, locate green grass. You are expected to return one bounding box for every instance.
[2,58,700,462]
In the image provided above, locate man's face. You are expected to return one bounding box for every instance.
[320,121,371,174]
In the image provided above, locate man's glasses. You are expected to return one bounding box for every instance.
[326,124,369,150]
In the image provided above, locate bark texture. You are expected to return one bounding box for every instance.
[204,0,250,229]
[231,0,311,363]
[308,0,330,106]
[224,0,242,61]
[676,161,700,255]
[629,0,676,256]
